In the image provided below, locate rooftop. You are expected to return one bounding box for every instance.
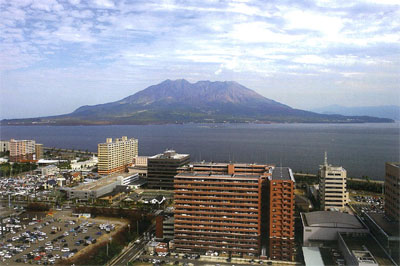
[149,149,189,160]
[302,211,364,229]
[271,167,295,181]
[339,232,395,266]
[176,172,262,181]
[366,212,400,238]
[302,247,325,266]
[386,162,400,168]
[71,174,123,191]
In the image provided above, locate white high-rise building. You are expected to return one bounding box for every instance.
[98,136,138,175]
[319,152,348,211]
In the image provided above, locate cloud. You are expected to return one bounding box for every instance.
[0,0,399,117]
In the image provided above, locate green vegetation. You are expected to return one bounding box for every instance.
[0,151,9,157]
[27,202,50,211]
[348,180,383,193]
[294,174,319,184]
[0,162,37,177]
[58,160,71,169]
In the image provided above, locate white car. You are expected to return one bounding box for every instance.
[45,246,53,251]
[61,247,70,253]
[4,254,12,259]
[45,241,52,246]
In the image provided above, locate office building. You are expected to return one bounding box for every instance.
[9,139,36,162]
[267,167,295,261]
[147,150,190,189]
[174,162,273,257]
[97,136,138,175]
[0,140,9,153]
[385,162,400,222]
[319,153,348,211]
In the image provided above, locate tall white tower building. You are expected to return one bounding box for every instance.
[319,152,348,211]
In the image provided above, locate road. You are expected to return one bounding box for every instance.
[139,255,272,266]
[110,225,155,266]
[112,240,147,265]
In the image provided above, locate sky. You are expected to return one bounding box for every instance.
[0,0,399,119]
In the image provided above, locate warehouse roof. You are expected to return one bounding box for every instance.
[303,211,364,229]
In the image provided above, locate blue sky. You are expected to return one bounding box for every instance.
[0,0,399,119]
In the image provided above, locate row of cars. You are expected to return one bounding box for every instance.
[0,216,109,264]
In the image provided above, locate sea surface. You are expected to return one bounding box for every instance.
[1,123,399,180]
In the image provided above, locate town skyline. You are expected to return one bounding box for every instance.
[1,0,399,119]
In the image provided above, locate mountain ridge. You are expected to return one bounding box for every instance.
[311,104,400,121]
[1,79,393,125]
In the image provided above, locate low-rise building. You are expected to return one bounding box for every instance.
[301,211,369,245]
[40,165,59,176]
[62,174,124,200]
[338,232,396,266]
[70,156,98,170]
[363,212,399,264]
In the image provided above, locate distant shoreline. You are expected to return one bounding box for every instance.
[0,120,395,126]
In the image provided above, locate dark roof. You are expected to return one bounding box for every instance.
[47,179,57,185]
[303,211,364,228]
[271,167,293,180]
[115,185,131,193]
[366,212,400,237]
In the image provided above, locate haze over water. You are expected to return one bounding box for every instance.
[1,123,399,180]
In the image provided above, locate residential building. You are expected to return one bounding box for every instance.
[147,150,190,189]
[301,211,369,245]
[385,162,400,222]
[9,139,36,162]
[97,136,138,175]
[0,140,9,153]
[267,167,295,261]
[35,143,43,160]
[174,162,273,257]
[319,153,348,211]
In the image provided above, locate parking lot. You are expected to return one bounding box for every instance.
[0,210,125,265]
[350,194,384,215]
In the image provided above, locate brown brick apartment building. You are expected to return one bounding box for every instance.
[267,167,295,261]
[174,162,296,259]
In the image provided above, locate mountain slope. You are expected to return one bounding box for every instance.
[311,105,400,121]
[1,79,394,125]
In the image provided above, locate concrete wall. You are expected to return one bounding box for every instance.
[303,226,369,245]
